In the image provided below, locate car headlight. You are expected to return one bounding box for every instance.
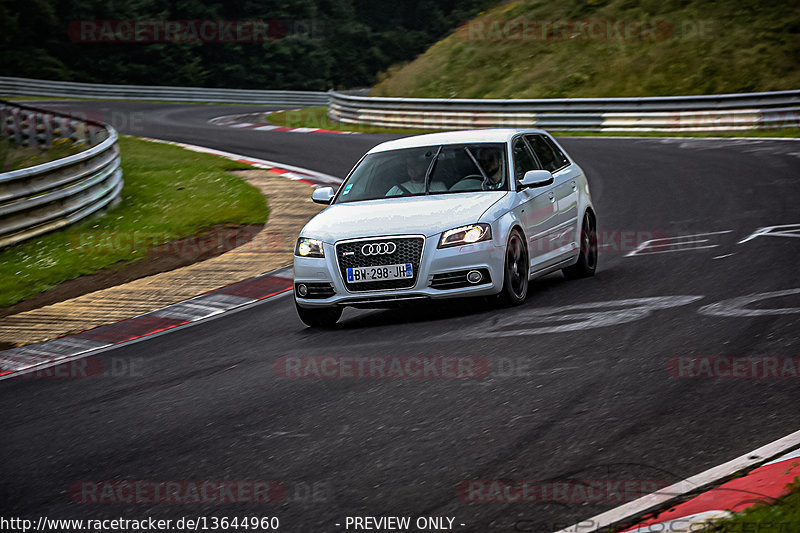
[295,237,325,258]
[438,224,492,248]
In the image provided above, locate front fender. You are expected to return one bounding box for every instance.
[491,210,526,249]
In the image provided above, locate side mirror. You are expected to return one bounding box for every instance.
[519,170,554,189]
[312,186,335,204]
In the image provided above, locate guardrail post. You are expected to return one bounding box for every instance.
[53,116,71,141]
[34,113,49,147]
[43,113,55,146]
[71,120,87,146]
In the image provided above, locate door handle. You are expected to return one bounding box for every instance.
[571,180,577,191]
[548,191,555,203]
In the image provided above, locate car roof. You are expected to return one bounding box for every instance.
[367,129,547,154]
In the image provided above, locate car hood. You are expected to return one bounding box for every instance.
[301,192,509,242]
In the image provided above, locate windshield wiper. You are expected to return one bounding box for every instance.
[464,147,490,190]
[423,146,443,195]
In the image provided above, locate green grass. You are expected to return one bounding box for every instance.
[373,0,800,99]
[266,107,441,135]
[705,479,800,532]
[0,135,268,308]
[1,137,92,171]
[266,107,800,137]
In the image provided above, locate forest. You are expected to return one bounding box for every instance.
[0,0,493,89]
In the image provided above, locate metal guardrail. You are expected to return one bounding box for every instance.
[0,100,123,248]
[0,76,329,106]
[328,90,800,132]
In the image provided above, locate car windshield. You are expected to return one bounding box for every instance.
[335,143,508,203]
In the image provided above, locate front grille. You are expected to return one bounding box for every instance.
[296,282,335,299]
[336,236,424,292]
[430,268,491,290]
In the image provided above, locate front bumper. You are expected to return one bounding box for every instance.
[294,234,505,308]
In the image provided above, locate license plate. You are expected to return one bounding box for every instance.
[347,263,413,283]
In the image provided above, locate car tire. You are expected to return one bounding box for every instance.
[295,302,343,328]
[499,228,529,306]
[563,211,597,279]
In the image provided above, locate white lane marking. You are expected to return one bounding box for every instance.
[635,231,732,240]
[448,296,703,339]
[149,302,227,321]
[0,340,112,373]
[763,447,800,466]
[282,171,314,181]
[137,137,342,186]
[738,223,800,244]
[627,231,732,257]
[208,111,360,135]
[0,352,55,371]
[712,253,735,260]
[554,428,800,533]
[191,293,254,307]
[698,288,800,317]
[629,244,719,256]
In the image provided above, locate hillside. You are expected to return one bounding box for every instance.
[372,0,800,98]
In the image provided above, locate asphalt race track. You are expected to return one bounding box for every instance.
[2,102,799,532]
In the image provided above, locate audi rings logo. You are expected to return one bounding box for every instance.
[361,242,397,256]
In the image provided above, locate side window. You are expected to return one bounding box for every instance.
[512,138,539,182]
[544,136,569,169]
[526,134,568,172]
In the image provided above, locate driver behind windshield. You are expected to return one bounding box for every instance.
[449,147,505,191]
[385,153,446,196]
[478,149,503,189]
